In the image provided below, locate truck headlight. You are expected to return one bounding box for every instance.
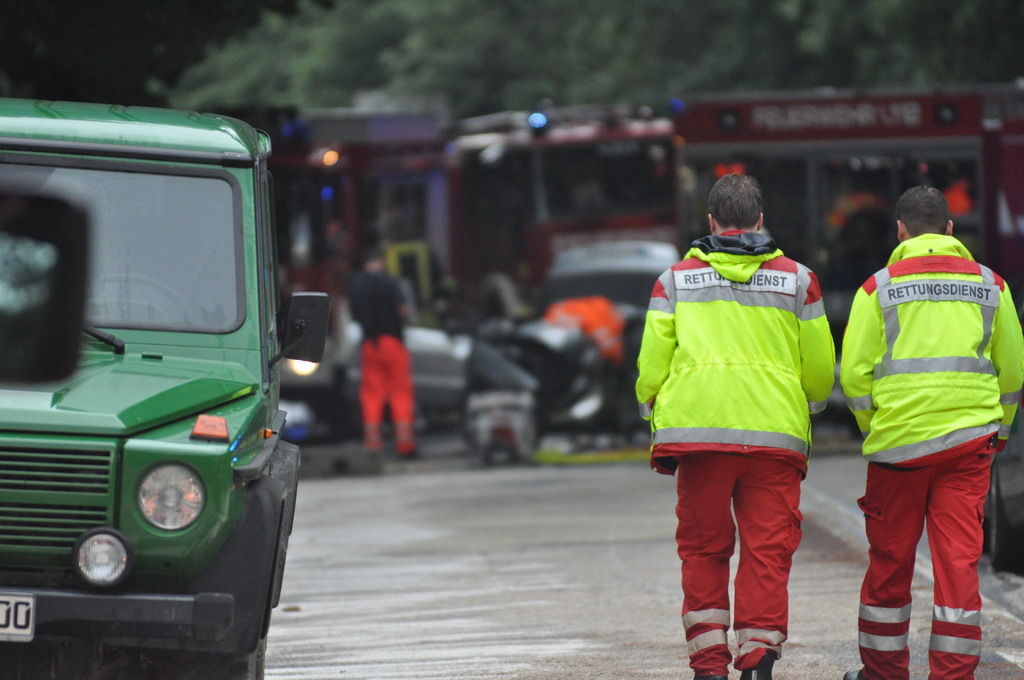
[73,528,132,587]
[138,464,205,530]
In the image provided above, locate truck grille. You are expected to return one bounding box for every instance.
[0,447,112,494]
[0,502,109,548]
[0,445,115,559]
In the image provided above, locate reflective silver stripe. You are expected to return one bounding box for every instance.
[876,278,1000,309]
[978,304,996,361]
[880,304,900,370]
[809,400,827,414]
[796,263,827,321]
[933,606,981,627]
[639,401,653,418]
[1000,423,1011,438]
[651,269,677,310]
[977,266,997,364]
[1000,389,1021,405]
[659,268,676,292]
[860,603,912,624]
[873,267,899,392]
[846,394,874,411]
[676,286,798,312]
[654,427,807,455]
[683,608,730,630]
[737,639,783,657]
[929,633,982,657]
[647,297,675,314]
[736,628,786,646]
[800,298,826,321]
[867,424,999,464]
[687,629,728,655]
[736,629,784,658]
[979,264,995,285]
[874,356,996,379]
[859,631,908,652]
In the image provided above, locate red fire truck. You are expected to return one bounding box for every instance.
[671,84,1024,329]
[265,108,452,316]
[448,105,679,316]
[246,108,456,441]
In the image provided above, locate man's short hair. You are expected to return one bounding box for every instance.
[895,186,949,236]
[708,174,762,229]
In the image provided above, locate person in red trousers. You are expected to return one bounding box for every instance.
[636,174,836,680]
[840,186,1024,680]
[348,247,417,457]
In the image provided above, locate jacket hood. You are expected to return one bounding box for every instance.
[687,230,783,283]
[0,352,258,436]
[886,233,975,266]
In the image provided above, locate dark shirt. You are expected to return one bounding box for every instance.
[349,270,405,341]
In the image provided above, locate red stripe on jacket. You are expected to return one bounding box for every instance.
[862,256,1006,295]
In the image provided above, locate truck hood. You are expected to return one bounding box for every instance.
[0,352,258,436]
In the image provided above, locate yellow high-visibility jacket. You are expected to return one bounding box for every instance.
[840,234,1024,464]
[636,230,835,475]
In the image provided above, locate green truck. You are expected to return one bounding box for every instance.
[0,99,328,679]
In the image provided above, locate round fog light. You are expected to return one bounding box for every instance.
[74,528,132,587]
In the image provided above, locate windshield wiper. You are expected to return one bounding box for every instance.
[83,325,126,355]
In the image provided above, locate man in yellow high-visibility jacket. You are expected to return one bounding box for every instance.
[840,186,1024,680]
[636,174,835,680]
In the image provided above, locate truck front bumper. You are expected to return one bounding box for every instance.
[27,590,235,647]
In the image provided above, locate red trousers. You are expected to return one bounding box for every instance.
[675,453,803,676]
[856,453,990,680]
[359,335,415,454]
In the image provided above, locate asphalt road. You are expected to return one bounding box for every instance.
[265,435,1024,679]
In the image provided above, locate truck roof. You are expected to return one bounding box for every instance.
[0,98,270,166]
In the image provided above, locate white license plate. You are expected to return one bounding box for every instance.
[0,592,35,642]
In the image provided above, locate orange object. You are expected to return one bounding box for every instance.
[828,191,888,229]
[191,414,229,442]
[944,178,974,216]
[545,295,626,365]
[359,335,416,454]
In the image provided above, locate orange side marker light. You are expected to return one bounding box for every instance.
[191,414,230,442]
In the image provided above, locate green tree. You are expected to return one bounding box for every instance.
[170,0,405,110]
[380,0,699,114]
[164,0,1024,118]
[171,0,710,116]
[774,0,1024,87]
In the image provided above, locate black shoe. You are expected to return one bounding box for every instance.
[739,652,776,680]
[842,671,865,680]
[694,676,728,680]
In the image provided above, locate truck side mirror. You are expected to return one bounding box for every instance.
[273,291,329,365]
[0,192,89,383]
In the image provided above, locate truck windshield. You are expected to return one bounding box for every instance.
[0,161,242,333]
[538,140,674,220]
